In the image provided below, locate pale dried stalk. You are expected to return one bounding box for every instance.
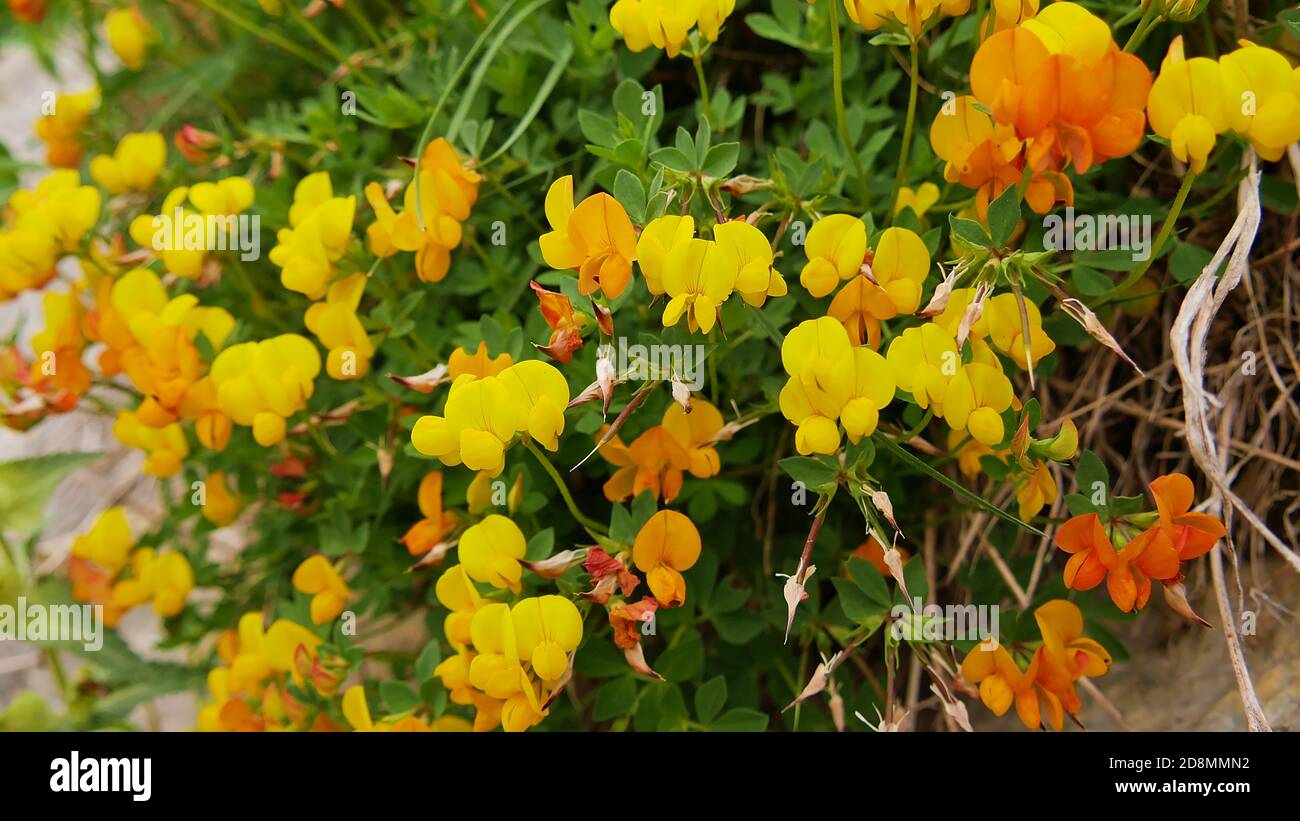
[1169,152,1300,572]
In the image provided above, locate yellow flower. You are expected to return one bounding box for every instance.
[411,359,569,475]
[188,177,255,215]
[942,362,1014,446]
[112,410,189,476]
[1016,461,1057,520]
[633,509,702,607]
[466,603,547,731]
[110,547,194,617]
[636,214,694,295]
[126,187,198,278]
[511,594,583,681]
[936,290,1055,370]
[269,172,356,299]
[210,334,321,446]
[1217,42,1300,163]
[714,220,786,307]
[70,507,133,574]
[893,182,940,217]
[201,471,242,527]
[778,317,895,455]
[436,564,484,647]
[609,0,734,58]
[293,555,351,625]
[457,514,527,592]
[539,175,636,299]
[661,237,734,333]
[33,89,98,167]
[662,399,723,477]
[844,0,970,38]
[886,322,959,414]
[90,131,166,194]
[0,171,101,300]
[448,341,513,379]
[304,273,373,380]
[105,7,155,71]
[948,428,1005,478]
[1146,37,1230,173]
[825,226,931,345]
[799,214,867,298]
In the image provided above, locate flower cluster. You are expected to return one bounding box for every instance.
[1056,473,1225,613]
[961,599,1111,730]
[365,137,481,284]
[69,508,193,626]
[609,0,736,57]
[410,359,569,476]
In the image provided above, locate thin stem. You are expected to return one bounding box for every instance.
[1123,3,1161,53]
[522,438,609,538]
[343,0,393,63]
[1100,171,1196,304]
[191,0,335,74]
[889,40,920,218]
[285,1,373,84]
[829,0,869,207]
[691,50,712,124]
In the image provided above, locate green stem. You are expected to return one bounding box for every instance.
[1100,171,1196,304]
[191,0,335,74]
[890,41,920,218]
[829,0,869,208]
[522,438,609,538]
[45,648,70,706]
[692,50,712,124]
[285,1,372,84]
[343,0,392,63]
[1123,3,1161,53]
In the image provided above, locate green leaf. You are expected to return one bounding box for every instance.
[415,639,443,682]
[1070,265,1113,297]
[986,183,1022,247]
[593,677,638,721]
[613,169,647,223]
[833,577,884,623]
[710,707,769,732]
[701,142,740,178]
[694,675,728,723]
[779,456,839,488]
[650,146,694,172]
[381,681,421,713]
[949,215,991,249]
[0,452,102,535]
[656,634,704,683]
[846,557,892,609]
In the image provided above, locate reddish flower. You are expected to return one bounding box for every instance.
[1055,512,1179,612]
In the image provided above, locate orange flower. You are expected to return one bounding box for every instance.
[632,510,702,607]
[1033,599,1110,716]
[539,176,637,299]
[401,471,459,557]
[660,399,723,478]
[609,596,659,649]
[1054,512,1179,612]
[530,280,586,363]
[598,425,691,503]
[969,3,1150,177]
[1146,473,1226,563]
[447,341,513,380]
[960,641,1065,731]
